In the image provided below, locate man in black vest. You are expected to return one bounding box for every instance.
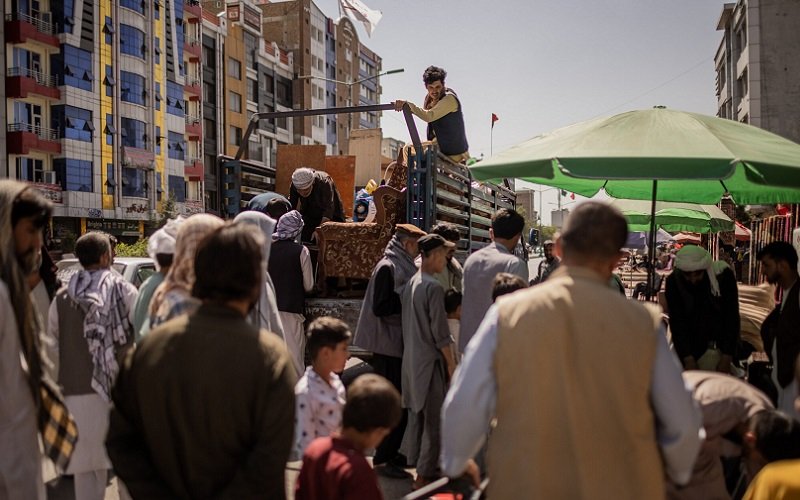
[394,66,469,163]
[757,241,800,416]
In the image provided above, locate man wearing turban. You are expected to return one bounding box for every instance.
[288,167,345,243]
[665,245,741,373]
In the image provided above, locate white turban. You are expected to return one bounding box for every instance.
[147,216,185,261]
[291,167,315,191]
[674,245,723,296]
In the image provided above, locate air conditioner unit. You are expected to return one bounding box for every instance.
[43,171,57,184]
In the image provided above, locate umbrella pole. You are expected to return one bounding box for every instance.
[647,180,658,300]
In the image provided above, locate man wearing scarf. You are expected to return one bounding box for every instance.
[268,210,314,377]
[665,245,740,373]
[0,180,70,499]
[289,167,346,244]
[46,232,138,499]
[354,223,426,479]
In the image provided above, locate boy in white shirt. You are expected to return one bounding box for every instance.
[293,317,350,458]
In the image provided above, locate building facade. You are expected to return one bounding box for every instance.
[260,0,383,155]
[4,0,204,246]
[715,0,800,143]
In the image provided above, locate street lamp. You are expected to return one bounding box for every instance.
[297,68,404,152]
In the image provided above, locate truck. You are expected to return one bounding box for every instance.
[221,104,518,335]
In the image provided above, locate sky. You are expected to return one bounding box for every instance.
[307,0,727,223]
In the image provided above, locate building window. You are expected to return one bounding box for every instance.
[244,32,257,70]
[120,71,146,106]
[155,82,162,110]
[166,80,185,116]
[105,114,115,145]
[121,167,147,197]
[121,117,147,149]
[121,0,145,15]
[276,79,291,107]
[168,131,185,160]
[202,45,215,67]
[204,153,216,176]
[263,73,274,94]
[16,158,45,183]
[155,126,162,155]
[229,91,242,113]
[104,65,115,97]
[51,105,93,142]
[52,45,93,91]
[227,58,241,79]
[53,159,93,192]
[106,163,116,195]
[168,175,186,202]
[229,126,242,146]
[155,171,163,201]
[204,118,216,141]
[154,37,161,65]
[120,24,146,59]
[246,78,256,102]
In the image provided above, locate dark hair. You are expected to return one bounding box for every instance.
[431,222,460,243]
[492,272,529,301]
[561,202,628,260]
[155,253,174,269]
[444,289,462,314]
[39,246,58,299]
[192,224,263,302]
[75,232,111,267]
[265,198,291,220]
[422,66,447,86]
[11,187,51,229]
[342,374,401,433]
[751,410,800,462]
[491,208,525,240]
[757,241,798,270]
[307,316,351,361]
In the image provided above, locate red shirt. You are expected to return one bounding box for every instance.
[295,436,383,500]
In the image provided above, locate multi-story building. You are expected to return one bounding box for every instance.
[260,0,383,155]
[4,0,204,247]
[715,0,800,143]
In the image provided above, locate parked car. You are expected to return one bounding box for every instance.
[55,257,156,289]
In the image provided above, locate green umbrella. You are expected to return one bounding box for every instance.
[470,107,800,205]
[606,198,734,233]
[469,107,800,295]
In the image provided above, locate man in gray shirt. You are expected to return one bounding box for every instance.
[459,208,528,353]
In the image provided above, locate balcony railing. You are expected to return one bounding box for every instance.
[7,66,57,87]
[184,34,201,46]
[184,155,202,165]
[185,114,201,124]
[8,122,58,141]
[5,11,55,35]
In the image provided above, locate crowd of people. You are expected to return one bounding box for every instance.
[2,176,800,500]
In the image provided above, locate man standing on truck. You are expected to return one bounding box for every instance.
[289,167,346,243]
[353,224,427,479]
[394,66,469,163]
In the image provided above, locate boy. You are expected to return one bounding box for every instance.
[491,272,529,302]
[401,234,457,488]
[295,374,402,500]
[294,317,350,459]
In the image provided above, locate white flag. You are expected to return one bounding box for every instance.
[339,0,382,36]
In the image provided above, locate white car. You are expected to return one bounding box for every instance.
[56,257,156,289]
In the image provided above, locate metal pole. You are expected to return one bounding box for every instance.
[647,180,658,299]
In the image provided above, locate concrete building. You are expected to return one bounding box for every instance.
[515,189,538,226]
[715,0,800,143]
[4,0,203,247]
[260,0,384,155]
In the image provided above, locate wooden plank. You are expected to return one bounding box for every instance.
[436,204,469,220]
[437,189,470,207]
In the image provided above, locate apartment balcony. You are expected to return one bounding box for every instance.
[183,35,202,60]
[7,123,61,155]
[184,77,201,101]
[184,157,203,180]
[184,0,202,21]
[5,11,58,47]
[736,49,749,79]
[183,198,203,215]
[6,67,60,100]
[185,114,202,138]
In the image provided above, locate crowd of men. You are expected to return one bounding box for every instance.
[3,172,800,500]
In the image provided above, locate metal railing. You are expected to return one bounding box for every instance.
[184,114,201,125]
[5,11,55,35]
[7,67,57,87]
[184,156,202,165]
[8,122,59,140]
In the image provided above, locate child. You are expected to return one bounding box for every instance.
[295,374,402,500]
[491,272,529,302]
[445,290,462,363]
[293,317,351,459]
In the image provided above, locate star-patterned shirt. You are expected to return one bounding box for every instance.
[294,367,346,459]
